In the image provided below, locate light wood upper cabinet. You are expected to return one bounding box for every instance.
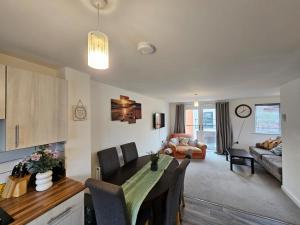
[0,65,5,119]
[6,66,67,151]
[6,66,39,150]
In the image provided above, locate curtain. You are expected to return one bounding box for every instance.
[174,104,185,133]
[216,102,233,154]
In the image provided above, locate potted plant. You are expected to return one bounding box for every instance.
[150,151,160,171]
[25,145,62,192]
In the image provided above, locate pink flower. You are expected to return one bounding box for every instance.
[44,149,53,155]
[52,151,59,159]
[31,153,42,161]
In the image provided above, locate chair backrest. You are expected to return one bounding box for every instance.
[120,142,138,164]
[85,178,130,225]
[164,159,190,225]
[97,147,120,180]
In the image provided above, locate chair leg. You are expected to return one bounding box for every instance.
[176,212,181,225]
[181,194,185,208]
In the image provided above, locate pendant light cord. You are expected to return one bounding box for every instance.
[97,1,100,30]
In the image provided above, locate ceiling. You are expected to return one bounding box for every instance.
[1,0,300,102]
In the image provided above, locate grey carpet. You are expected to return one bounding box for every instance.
[182,197,293,225]
[183,151,300,224]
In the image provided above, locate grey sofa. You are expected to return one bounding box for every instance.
[249,146,282,182]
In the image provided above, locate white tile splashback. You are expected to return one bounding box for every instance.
[0,159,20,183]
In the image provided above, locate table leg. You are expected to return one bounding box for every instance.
[251,159,254,174]
[230,156,233,171]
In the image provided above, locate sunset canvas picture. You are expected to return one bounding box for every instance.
[111,96,142,124]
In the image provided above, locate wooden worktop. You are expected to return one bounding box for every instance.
[0,177,85,225]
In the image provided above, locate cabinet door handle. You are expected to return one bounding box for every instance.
[47,207,72,224]
[15,125,18,148]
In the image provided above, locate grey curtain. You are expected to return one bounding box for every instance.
[216,102,233,154]
[174,104,185,133]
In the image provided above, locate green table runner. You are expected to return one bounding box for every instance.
[122,154,173,225]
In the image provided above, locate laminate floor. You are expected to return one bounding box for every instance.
[182,197,293,225]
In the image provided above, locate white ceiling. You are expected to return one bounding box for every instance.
[1,0,300,102]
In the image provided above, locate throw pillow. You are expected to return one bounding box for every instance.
[188,139,197,147]
[179,137,189,146]
[271,143,282,156]
[169,137,179,145]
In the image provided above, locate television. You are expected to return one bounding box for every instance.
[153,113,165,129]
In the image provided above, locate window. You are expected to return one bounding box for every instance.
[185,109,199,139]
[203,109,216,130]
[255,104,280,134]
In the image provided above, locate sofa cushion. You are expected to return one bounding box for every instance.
[170,137,179,145]
[262,155,282,175]
[176,146,202,154]
[271,143,283,156]
[178,137,190,146]
[250,147,273,161]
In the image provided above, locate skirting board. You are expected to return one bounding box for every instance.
[282,185,300,209]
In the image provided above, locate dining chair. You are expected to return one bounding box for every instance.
[85,178,151,225]
[164,159,190,225]
[120,142,139,164]
[97,147,120,180]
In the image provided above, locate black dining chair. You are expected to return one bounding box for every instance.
[85,178,151,225]
[120,142,139,164]
[164,159,190,225]
[97,147,120,180]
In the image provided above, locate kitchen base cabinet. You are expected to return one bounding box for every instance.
[27,191,84,225]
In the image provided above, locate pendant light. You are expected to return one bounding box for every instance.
[194,100,199,107]
[193,94,199,107]
[88,0,109,70]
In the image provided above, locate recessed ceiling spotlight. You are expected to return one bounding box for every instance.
[137,42,156,55]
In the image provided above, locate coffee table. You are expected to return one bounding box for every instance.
[226,148,255,174]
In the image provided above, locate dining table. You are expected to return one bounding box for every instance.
[104,155,178,225]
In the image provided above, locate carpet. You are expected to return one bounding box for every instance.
[183,151,300,224]
[182,197,291,225]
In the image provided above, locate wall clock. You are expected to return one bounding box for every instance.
[235,104,252,118]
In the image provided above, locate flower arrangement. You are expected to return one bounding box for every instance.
[25,145,62,174]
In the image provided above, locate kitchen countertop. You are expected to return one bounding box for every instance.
[0,177,85,225]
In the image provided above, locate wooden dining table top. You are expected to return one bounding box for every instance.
[104,155,178,202]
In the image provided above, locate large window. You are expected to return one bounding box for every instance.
[255,104,281,134]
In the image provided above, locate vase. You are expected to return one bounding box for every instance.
[151,161,158,171]
[35,170,53,192]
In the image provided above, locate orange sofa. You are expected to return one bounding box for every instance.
[167,133,207,159]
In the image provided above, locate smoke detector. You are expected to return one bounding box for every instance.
[137,42,156,55]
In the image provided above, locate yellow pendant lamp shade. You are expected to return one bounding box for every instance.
[88,31,109,70]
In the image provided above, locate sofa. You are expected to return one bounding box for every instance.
[249,146,282,182]
[167,133,207,159]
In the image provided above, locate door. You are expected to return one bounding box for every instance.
[6,66,39,150]
[0,65,5,119]
[185,103,216,150]
[199,105,216,150]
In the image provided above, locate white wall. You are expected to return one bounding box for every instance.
[230,96,280,150]
[64,68,92,182]
[281,78,300,208]
[91,80,169,178]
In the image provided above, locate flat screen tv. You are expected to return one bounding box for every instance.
[153,113,165,129]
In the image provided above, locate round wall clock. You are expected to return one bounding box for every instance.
[235,104,252,118]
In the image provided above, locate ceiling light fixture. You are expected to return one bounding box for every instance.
[193,94,199,107]
[137,42,156,55]
[88,0,109,70]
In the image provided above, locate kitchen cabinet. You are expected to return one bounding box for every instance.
[0,64,5,119]
[27,191,84,225]
[6,66,39,150]
[5,66,67,151]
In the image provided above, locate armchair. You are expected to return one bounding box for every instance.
[167,133,207,159]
